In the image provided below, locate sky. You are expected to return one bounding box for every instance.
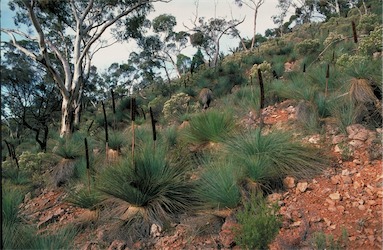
[0,0,284,71]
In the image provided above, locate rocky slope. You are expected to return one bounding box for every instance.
[19,101,382,250]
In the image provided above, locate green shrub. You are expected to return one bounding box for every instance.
[312,228,348,250]
[295,39,320,55]
[357,14,379,34]
[183,110,236,144]
[226,129,327,187]
[358,26,383,55]
[66,187,103,210]
[196,160,241,209]
[162,92,197,120]
[97,143,197,224]
[235,194,282,250]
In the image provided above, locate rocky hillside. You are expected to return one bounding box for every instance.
[18,100,382,249]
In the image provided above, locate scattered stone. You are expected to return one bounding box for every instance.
[328,205,337,212]
[296,182,308,193]
[290,221,302,228]
[331,176,341,185]
[358,205,366,210]
[342,176,353,184]
[283,176,296,189]
[329,192,341,200]
[151,224,162,237]
[267,193,283,203]
[107,240,127,250]
[349,139,364,148]
[341,169,350,176]
[332,135,346,144]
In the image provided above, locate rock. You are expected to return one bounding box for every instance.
[107,240,127,250]
[150,224,162,237]
[331,176,341,185]
[267,193,283,203]
[290,221,302,227]
[332,135,346,144]
[342,176,353,184]
[283,176,296,189]
[328,205,337,212]
[296,182,308,193]
[334,145,342,153]
[349,139,364,148]
[219,229,236,248]
[329,192,341,200]
[358,205,366,210]
[308,134,320,144]
[341,170,350,176]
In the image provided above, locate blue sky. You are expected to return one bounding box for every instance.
[1,0,283,71]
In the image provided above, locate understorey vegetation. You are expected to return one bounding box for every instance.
[2,1,381,249]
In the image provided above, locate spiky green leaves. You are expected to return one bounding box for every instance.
[97,144,197,222]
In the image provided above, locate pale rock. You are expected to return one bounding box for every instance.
[328,205,337,212]
[358,205,366,210]
[334,145,342,153]
[342,176,353,184]
[290,221,302,227]
[150,224,162,237]
[267,193,283,203]
[353,159,362,165]
[296,182,308,193]
[328,224,336,230]
[353,181,361,189]
[332,135,346,144]
[350,130,369,141]
[325,198,336,206]
[341,169,350,176]
[337,205,345,213]
[346,124,365,137]
[283,176,296,189]
[329,192,341,200]
[310,216,322,223]
[331,175,341,185]
[308,134,320,144]
[367,200,376,206]
[349,139,364,148]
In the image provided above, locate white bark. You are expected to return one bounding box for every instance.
[2,0,171,137]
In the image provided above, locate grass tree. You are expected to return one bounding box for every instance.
[97,143,197,225]
[226,128,327,190]
[183,110,236,145]
[196,160,241,211]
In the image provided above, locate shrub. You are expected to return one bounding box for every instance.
[358,26,383,55]
[162,92,197,120]
[357,14,379,34]
[66,187,104,210]
[97,143,197,224]
[295,39,320,55]
[234,194,282,249]
[183,110,236,144]
[196,160,241,209]
[226,129,327,188]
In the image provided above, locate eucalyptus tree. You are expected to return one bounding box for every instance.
[1,0,171,137]
[188,17,244,67]
[234,0,265,50]
[1,43,61,151]
[152,14,190,78]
